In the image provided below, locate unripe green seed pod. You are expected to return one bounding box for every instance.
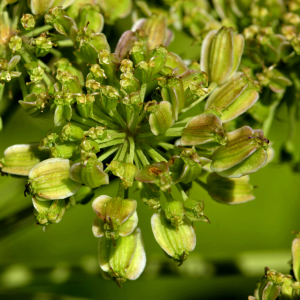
[92,195,138,240]
[75,27,110,64]
[132,15,172,50]
[60,123,84,142]
[292,233,300,282]
[201,27,244,85]
[33,198,65,227]
[160,52,189,76]
[135,162,172,192]
[206,173,255,204]
[9,35,22,53]
[100,85,119,110]
[258,268,285,300]
[211,126,269,178]
[19,92,49,117]
[151,212,196,265]
[98,228,146,285]
[181,113,227,150]
[280,276,294,300]
[69,158,109,188]
[0,144,50,176]
[27,158,81,200]
[77,4,104,33]
[56,71,82,93]
[21,14,36,30]
[165,200,185,229]
[45,7,76,37]
[35,36,53,57]
[169,147,202,184]
[30,0,54,15]
[146,100,174,136]
[110,162,138,189]
[205,72,260,122]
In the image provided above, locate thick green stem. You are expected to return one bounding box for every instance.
[117,180,124,198]
[109,108,127,129]
[118,139,129,161]
[98,138,126,149]
[135,144,150,167]
[98,145,120,161]
[22,25,52,38]
[175,183,189,201]
[56,39,74,47]
[195,178,208,191]
[141,142,167,162]
[128,137,135,163]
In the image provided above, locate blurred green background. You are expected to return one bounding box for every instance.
[1,20,300,300]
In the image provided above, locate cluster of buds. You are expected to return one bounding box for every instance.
[0,0,277,286]
[249,233,300,300]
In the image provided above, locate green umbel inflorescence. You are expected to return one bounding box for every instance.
[6,0,299,286]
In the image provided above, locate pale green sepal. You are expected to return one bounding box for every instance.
[92,195,112,220]
[228,33,244,79]
[30,0,54,15]
[92,216,105,237]
[119,211,138,237]
[292,235,300,282]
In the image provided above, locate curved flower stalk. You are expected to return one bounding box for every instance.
[0,1,271,284]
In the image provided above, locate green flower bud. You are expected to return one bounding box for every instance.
[292,233,300,281]
[92,195,138,240]
[135,162,172,192]
[85,126,108,140]
[206,173,255,204]
[60,123,84,142]
[0,56,22,83]
[54,58,84,85]
[258,268,285,300]
[80,139,100,157]
[211,126,269,178]
[34,35,53,57]
[110,162,138,189]
[26,158,81,200]
[205,72,260,122]
[50,91,75,126]
[69,185,94,205]
[151,212,196,265]
[45,7,76,37]
[201,27,244,85]
[280,276,294,300]
[120,74,140,95]
[8,35,22,53]
[134,60,154,84]
[69,158,108,188]
[86,64,106,84]
[169,147,202,184]
[30,0,54,15]
[100,85,119,110]
[75,26,110,64]
[129,33,148,65]
[165,200,185,229]
[39,132,60,148]
[77,4,104,33]
[132,15,172,50]
[256,67,292,93]
[99,0,132,24]
[98,50,119,88]
[181,70,208,91]
[292,282,300,299]
[19,92,49,117]
[85,79,100,93]
[21,14,36,30]
[50,143,78,159]
[183,198,208,222]
[160,52,188,76]
[33,198,65,227]
[181,113,227,150]
[140,185,161,210]
[146,100,174,136]
[0,144,50,176]
[98,228,146,285]
[56,71,82,93]
[24,61,44,84]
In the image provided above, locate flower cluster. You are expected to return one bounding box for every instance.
[0,0,283,286]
